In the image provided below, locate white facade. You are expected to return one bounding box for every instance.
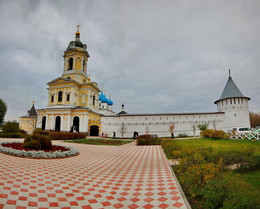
[101,112,225,138]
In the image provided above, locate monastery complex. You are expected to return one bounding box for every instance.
[19,28,251,137]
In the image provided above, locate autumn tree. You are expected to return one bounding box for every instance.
[250,112,260,128]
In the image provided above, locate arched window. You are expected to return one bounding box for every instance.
[93,95,95,106]
[68,58,73,70]
[58,91,63,102]
[83,60,86,72]
[42,116,46,131]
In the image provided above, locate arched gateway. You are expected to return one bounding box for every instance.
[90,125,99,136]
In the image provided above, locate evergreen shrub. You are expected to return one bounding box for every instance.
[136,134,161,145]
[177,133,188,138]
[23,135,41,150]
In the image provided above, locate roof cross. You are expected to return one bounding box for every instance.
[76,24,81,32]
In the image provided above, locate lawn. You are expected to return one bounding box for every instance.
[66,138,132,146]
[161,138,260,208]
[171,138,260,152]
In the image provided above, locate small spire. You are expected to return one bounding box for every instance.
[75,24,81,40]
[229,69,231,78]
[76,24,81,32]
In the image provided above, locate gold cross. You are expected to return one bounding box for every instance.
[76,24,81,32]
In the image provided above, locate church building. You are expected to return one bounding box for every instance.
[20,28,251,137]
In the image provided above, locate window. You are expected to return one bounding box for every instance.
[68,58,73,70]
[67,94,70,102]
[83,60,86,72]
[230,98,232,104]
[58,91,63,102]
[51,95,54,103]
[93,95,95,106]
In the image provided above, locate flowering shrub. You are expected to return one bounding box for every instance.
[0,141,79,158]
[201,129,228,139]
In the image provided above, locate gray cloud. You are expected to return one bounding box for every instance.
[0,0,259,121]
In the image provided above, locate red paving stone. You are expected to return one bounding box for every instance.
[0,138,189,208]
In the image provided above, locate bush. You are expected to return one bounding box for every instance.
[23,135,41,150]
[48,132,87,140]
[2,122,20,133]
[23,134,52,150]
[136,134,161,145]
[161,139,183,158]
[0,133,27,138]
[201,129,228,139]
[201,174,259,209]
[177,133,188,138]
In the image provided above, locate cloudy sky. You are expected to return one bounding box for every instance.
[0,0,259,121]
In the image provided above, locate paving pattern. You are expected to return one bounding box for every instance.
[0,138,189,209]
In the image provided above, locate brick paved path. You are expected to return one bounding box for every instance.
[0,139,189,209]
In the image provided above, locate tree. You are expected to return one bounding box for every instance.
[169,122,175,139]
[197,121,209,131]
[145,126,150,135]
[191,122,197,137]
[119,123,127,138]
[250,111,260,128]
[0,98,7,126]
[2,121,20,133]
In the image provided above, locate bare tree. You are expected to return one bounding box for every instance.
[26,115,42,132]
[212,120,217,130]
[169,122,175,139]
[145,126,150,135]
[119,123,127,138]
[191,122,197,137]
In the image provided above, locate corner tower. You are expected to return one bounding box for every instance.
[62,25,90,84]
[214,71,251,130]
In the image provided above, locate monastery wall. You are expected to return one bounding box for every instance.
[101,112,225,138]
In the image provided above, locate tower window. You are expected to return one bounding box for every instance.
[58,91,63,102]
[51,95,54,103]
[68,58,73,70]
[83,60,86,72]
[93,95,95,106]
[67,94,70,102]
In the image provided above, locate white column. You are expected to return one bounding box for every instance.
[61,114,64,131]
[68,114,71,132]
[73,54,76,70]
[52,114,55,131]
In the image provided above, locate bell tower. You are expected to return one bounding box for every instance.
[62,25,90,84]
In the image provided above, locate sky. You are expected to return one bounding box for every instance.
[0,0,259,122]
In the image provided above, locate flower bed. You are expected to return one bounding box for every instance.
[0,141,79,159]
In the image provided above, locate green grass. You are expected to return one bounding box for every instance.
[172,138,260,152]
[65,138,132,146]
[234,169,260,190]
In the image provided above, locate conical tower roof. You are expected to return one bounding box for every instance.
[214,72,250,104]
